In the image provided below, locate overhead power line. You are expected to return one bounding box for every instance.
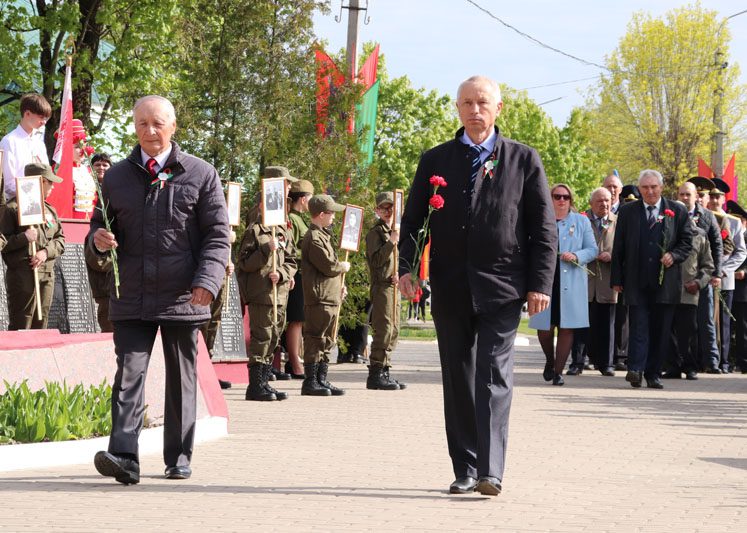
[465,0,609,70]
[521,76,602,90]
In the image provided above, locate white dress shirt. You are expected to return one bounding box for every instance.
[1,125,49,200]
[140,145,172,174]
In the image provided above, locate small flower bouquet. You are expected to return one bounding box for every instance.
[407,175,447,282]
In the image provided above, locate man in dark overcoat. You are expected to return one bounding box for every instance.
[398,75,557,496]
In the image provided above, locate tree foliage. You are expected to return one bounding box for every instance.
[587,4,747,191]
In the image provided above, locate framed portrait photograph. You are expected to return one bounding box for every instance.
[261,177,286,226]
[339,204,364,252]
[226,182,242,227]
[393,189,404,231]
[15,175,45,227]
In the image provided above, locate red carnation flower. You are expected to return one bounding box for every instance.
[84,145,95,156]
[721,229,729,240]
[664,209,675,217]
[429,175,448,188]
[429,194,445,210]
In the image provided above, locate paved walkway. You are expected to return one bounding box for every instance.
[2,339,746,532]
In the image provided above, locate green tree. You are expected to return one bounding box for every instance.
[587,3,747,191]
[0,0,181,156]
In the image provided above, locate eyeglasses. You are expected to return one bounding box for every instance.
[552,194,571,201]
[378,206,393,213]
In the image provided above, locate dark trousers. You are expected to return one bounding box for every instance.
[719,289,734,371]
[732,301,747,370]
[109,320,199,468]
[697,286,720,370]
[432,296,523,482]
[570,328,588,369]
[614,301,629,363]
[628,296,675,380]
[588,300,616,370]
[670,304,699,373]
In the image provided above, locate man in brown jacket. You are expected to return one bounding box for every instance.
[585,187,618,376]
[365,192,406,390]
[237,169,298,401]
[300,194,350,396]
[0,162,65,329]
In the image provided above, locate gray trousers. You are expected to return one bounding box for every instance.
[432,295,523,482]
[108,320,199,468]
[697,286,720,369]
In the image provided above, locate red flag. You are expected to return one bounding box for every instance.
[315,49,344,137]
[358,44,379,89]
[47,64,74,218]
[723,154,737,201]
[698,158,714,179]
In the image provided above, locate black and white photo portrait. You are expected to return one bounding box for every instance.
[340,204,364,252]
[15,175,45,226]
[262,177,287,226]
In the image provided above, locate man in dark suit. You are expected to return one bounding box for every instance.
[611,170,693,389]
[398,75,557,496]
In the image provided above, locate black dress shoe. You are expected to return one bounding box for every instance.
[165,465,192,480]
[543,362,554,382]
[661,371,681,379]
[614,361,628,371]
[218,379,232,389]
[705,367,722,374]
[720,366,731,374]
[685,371,698,380]
[449,476,477,494]
[625,370,642,388]
[552,373,564,386]
[566,366,581,376]
[94,451,140,485]
[475,476,502,496]
[600,367,616,377]
[646,376,664,389]
[272,368,292,381]
[284,361,305,379]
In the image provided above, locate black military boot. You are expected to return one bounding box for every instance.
[317,361,345,396]
[301,363,331,396]
[263,364,288,400]
[366,365,400,390]
[384,366,407,389]
[245,364,276,401]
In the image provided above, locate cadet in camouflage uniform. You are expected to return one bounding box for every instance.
[300,194,350,396]
[365,192,407,390]
[237,166,298,401]
[0,163,65,329]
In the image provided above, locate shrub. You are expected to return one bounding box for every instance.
[0,380,112,444]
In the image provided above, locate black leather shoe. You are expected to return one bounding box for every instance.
[661,371,681,379]
[94,451,140,485]
[272,368,292,381]
[685,371,698,380]
[566,366,581,376]
[614,361,628,371]
[720,366,731,374]
[543,362,554,382]
[284,361,305,379]
[475,476,502,496]
[625,370,642,388]
[218,379,232,389]
[646,376,664,389]
[449,476,478,494]
[165,465,192,480]
[552,373,564,386]
[705,367,722,374]
[600,367,616,377]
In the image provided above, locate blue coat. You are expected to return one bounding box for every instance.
[529,211,598,330]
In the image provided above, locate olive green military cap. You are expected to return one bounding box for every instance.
[264,165,299,183]
[24,162,62,183]
[375,191,393,207]
[290,179,314,195]
[308,194,345,215]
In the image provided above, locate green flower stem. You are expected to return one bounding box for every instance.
[560,253,596,277]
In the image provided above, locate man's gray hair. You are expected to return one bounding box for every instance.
[457,75,502,103]
[590,187,612,202]
[638,169,663,186]
[132,95,176,122]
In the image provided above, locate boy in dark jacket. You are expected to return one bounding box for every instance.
[300,194,349,396]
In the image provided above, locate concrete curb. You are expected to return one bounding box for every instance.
[0,416,227,473]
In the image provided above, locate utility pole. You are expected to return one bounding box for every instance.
[336,0,370,80]
[711,48,726,179]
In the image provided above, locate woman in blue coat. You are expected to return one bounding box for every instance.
[529,184,598,385]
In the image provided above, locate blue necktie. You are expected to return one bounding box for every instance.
[468,145,483,194]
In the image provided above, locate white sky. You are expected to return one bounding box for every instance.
[313,0,747,127]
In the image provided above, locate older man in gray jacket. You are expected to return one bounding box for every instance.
[88,95,230,484]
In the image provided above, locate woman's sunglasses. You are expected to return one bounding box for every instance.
[552,194,571,201]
